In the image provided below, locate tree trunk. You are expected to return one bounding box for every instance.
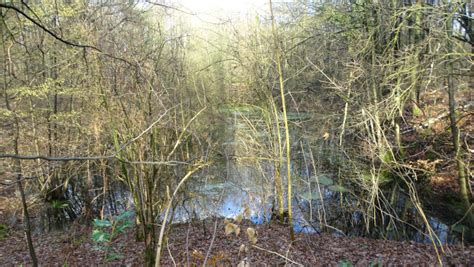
[16,169,39,266]
[446,4,473,226]
[447,64,472,225]
[269,0,294,240]
[1,16,38,266]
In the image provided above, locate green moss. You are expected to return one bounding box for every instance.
[413,106,422,117]
[0,224,8,240]
[425,151,437,161]
[382,151,395,164]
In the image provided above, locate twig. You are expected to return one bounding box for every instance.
[451,204,474,228]
[0,154,110,161]
[251,245,303,266]
[185,223,191,267]
[145,1,195,15]
[0,3,135,66]
[0,175,36,186]
[166,107,207,160]
[166,239,177,267]
[154,163,210,267]
[285,239,299,267]
[116,108,174,154]
[0,3,98,50]
[203,219,219,266]
[0,106,175,163]
[121,160,188,166]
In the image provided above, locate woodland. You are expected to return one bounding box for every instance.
[0,0,473,266]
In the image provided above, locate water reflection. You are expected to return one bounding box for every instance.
[172,160,455,244]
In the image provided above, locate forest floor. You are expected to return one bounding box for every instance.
[1,218,473,266]
[400,90,473,225]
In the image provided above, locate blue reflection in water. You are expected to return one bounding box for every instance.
[171,177,317,234]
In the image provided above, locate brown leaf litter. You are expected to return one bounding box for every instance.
[0,218,472,266]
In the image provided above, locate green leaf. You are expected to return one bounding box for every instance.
[413,106,422,117]
[51,200,69,209]
[339,260,353,267]
[329,185,350,193]
[115,221,133,233]
[369,259,382,267]
[106,251,124,261]
[115,211,133,222]
[93,219,112,228]
[92,230,110,243]
[315,175,334,186]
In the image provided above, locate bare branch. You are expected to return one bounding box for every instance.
[0,3,136,66]
[0,106,176,163]
[0,154,110,161]
[145,1,195,15]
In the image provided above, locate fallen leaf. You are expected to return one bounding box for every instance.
[323,132,330,140]
[235,214,243,224]
[238,244,247,254]
[246,227,257,244]
[225,223,240,236]
[235,226,241,236]
[237,259,249,267]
